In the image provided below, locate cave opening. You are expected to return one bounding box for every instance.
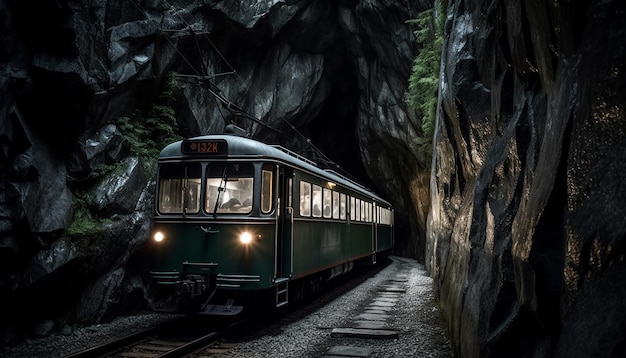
[293,23,373,190]
[307,52,373,190]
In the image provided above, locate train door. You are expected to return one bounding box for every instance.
[276,167,293,278]
[274,167,293,307]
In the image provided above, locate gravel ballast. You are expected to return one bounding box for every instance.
[1,256,453,357]
[216,256,453,357]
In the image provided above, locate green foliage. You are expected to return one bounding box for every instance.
[406,1,447,141]
[87,162,118,181]
[66,195,110,239]
[66,74,183,241]
[66,211,101,237]
[116,72,183,173]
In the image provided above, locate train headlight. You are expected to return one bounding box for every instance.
[154,231,165,243]
[239,231,252,245]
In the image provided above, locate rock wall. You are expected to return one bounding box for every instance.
[0,0,427,344]
[428,0,626,357]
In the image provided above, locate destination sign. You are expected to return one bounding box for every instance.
[182,139,228,155]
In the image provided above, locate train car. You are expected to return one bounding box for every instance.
[148,127,394,315]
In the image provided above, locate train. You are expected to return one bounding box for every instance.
[147,126,394,315]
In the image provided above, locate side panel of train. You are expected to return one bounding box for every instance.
[375,204,394,253]
[289,170,394,279]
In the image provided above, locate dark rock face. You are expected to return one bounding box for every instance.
[0,0,424,345]
[428,1,626,357]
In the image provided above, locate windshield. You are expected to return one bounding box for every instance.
[205,163,254,214]
[157,163,201,214]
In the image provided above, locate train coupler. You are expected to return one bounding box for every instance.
[176,275,207,297]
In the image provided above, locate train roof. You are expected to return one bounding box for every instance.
[159,134,391,207]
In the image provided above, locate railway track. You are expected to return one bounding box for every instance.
[64,316,242,358]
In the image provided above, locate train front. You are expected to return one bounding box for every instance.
[147,137,277,315]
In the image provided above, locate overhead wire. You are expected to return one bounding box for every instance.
[129,0,352,176]
[164,0,244,83]
[130,0,238,126]
[280,117,340,170]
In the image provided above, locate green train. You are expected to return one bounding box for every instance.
[148,128,394,315]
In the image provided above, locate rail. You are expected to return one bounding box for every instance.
[62,317,242,358]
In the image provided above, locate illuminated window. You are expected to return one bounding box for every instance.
[205,163,254,214]
[158,163,201,214]
[332,191,340,219]
[261,165,274,213]
[312,185,322,217]
[300,181,311,216]
[339,193,346,220]
[287,178,293,208]
[323,188,332,218]
[350,197,355,221]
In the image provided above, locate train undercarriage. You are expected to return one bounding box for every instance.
[148,258,377,316]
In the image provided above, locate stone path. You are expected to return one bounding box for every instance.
[318,257,449,357]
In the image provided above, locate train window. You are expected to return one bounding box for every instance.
[355,199,361,221]
[380,208,388,225]
[158,163,201,214]
[261,166,273,213]
[359,201,365,221]
[287,178,293,208]
[332,191,340,219]
[323,188,332,218]
[360,200,365,221]
[340,193,346,220]
[299,181,311,216]
[350,197,355,221]
[361,201,366,222]
[312,185,322,217]
[205,163,254,214]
